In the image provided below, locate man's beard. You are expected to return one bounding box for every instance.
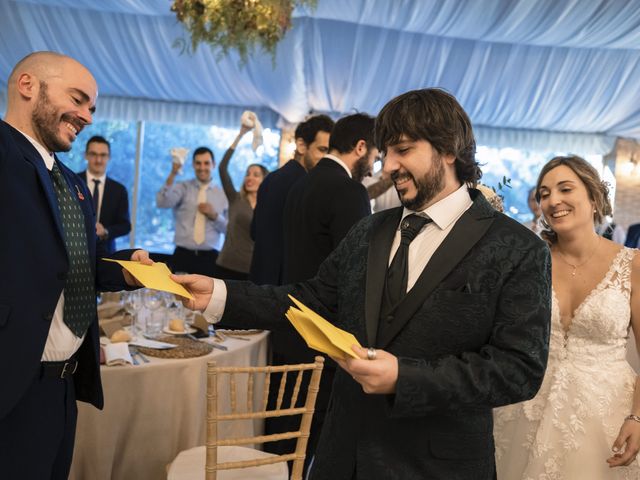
[302,151,317,171]
[31,82,72,152]
[351,152,372,183]
[392,153,445,211]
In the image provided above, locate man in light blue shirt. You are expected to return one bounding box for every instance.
[157,146,228,275]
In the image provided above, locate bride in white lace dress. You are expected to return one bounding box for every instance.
[494,155,640,479]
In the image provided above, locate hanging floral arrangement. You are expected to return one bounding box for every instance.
[171,0,317,64]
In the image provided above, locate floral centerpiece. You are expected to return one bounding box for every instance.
[171,0,317,64]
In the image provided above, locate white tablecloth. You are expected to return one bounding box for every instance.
[69,332,269,480]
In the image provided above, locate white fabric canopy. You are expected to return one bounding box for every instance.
[1,0,638,150]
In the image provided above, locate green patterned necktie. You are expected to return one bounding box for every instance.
[49,161,96,337]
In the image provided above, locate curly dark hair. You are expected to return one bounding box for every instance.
[374,88,481,185]
[535,155,612,244]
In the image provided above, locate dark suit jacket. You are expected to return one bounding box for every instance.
[220,190,551,480]
[249,159,306,285]
[78,171,130,254]
[282,157,371,285]
[0,120,133,419]
[625,223,640,248]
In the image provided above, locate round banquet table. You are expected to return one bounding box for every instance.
[69,331,269,480]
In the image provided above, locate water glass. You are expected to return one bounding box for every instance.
[143,289,163,311]
[146,309,164,337]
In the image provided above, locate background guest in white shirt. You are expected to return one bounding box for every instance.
[157,146,228,275]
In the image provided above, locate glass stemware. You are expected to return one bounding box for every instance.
[121,290,143,337]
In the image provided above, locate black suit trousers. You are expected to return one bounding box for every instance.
[0,371,78,480]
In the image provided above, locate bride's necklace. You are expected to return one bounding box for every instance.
[556,236,601,277]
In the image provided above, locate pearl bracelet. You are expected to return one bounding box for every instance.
[625,414,640,423]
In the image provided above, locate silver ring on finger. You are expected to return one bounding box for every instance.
[367,347,377,361]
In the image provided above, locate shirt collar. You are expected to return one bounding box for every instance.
[192,178,211,189]
[401,184,471,230]
[17,129,54,170]
[324,154,352,178]
[86,171,107,184]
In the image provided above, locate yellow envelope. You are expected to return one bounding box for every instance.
[103,259,194,299]
[285,295,361,359]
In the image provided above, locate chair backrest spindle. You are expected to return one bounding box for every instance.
[204,357,325,480]
[275,371,287,410]
[290,370,304,408]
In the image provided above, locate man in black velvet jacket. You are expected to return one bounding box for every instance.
[175,88,551,480]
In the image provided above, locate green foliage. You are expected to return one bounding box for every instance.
[171,0,317,65]
[490,176,512,197]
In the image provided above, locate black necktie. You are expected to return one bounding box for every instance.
[384,214,432,308]
[50,162,96,337]
[92,178,100,215]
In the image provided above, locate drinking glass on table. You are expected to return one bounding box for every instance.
[166,300,185,332]
[121,290,143,337]
[143,289,164,337]
[174,272,195,329]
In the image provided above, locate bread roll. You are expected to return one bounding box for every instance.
[110,329,132,343]
[168,319,185,332]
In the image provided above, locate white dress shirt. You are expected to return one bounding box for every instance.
[390,184,472,291]
[19,130,85,361]
[156,179,228,251]
[203,184,473,323]
[85,170,106,220]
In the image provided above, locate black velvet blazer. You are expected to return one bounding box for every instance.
[222,189,551,480]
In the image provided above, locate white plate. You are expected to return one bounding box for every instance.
[162,326,197,336]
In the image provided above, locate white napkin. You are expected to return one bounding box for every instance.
[170,147,190,175]
[104,342,133,366]
[240,111,263,151]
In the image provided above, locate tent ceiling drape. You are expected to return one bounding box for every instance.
[1,0,639,149]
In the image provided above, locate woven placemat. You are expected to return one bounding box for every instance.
[136,336,213,359]
[216,329,264,336]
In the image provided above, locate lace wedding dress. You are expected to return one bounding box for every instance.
[494,247,640,479]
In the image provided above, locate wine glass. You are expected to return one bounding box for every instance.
[121,290,143,337]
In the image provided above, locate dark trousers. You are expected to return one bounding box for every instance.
[172,246,219,276]
[264,352,335,476]
[0,369,78,480]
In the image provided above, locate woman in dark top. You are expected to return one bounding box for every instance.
[215,125,268,280]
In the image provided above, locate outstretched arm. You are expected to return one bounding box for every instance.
[156,162,184,208]
[219,125,252,200]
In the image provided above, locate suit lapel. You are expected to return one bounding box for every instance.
[13,131,66,243]
[365,208,402,345]
[376,193,496,348]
